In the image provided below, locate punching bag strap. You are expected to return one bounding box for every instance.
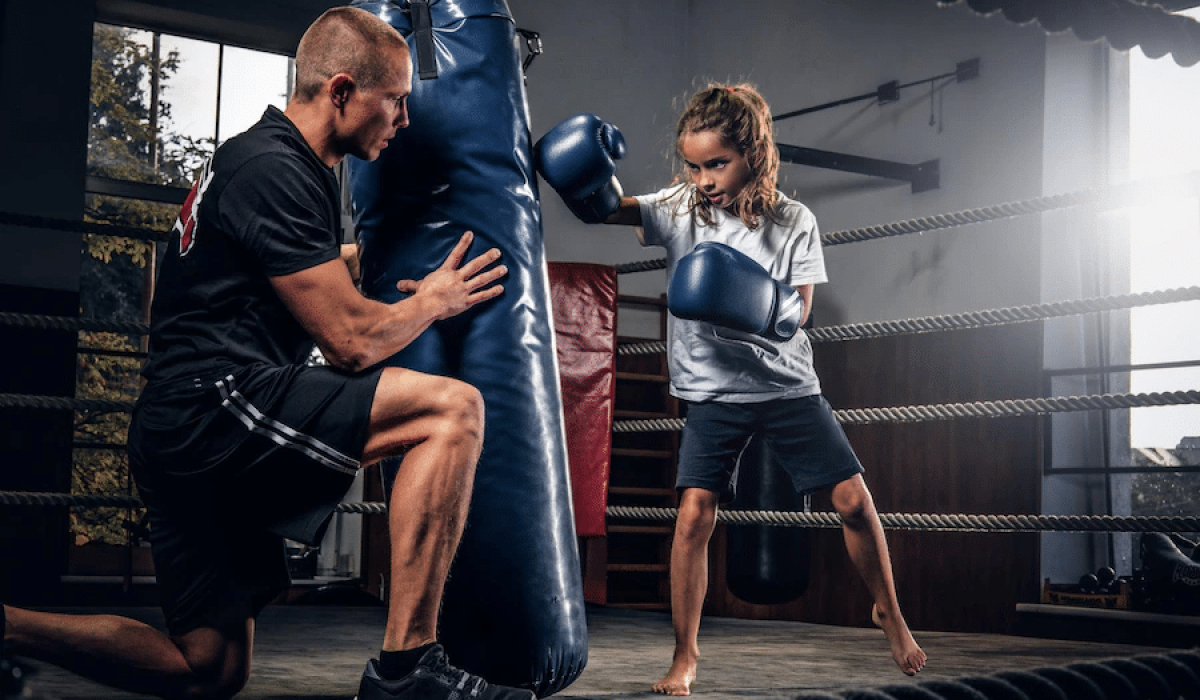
[409,0,438,80]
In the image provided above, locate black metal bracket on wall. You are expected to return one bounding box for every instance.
[772,58,980,122]
[777,144,940,194]
[770,58,979,194]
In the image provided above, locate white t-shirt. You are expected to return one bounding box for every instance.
[635,185,827,403]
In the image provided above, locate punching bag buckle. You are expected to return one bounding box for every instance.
[517,28,542,74]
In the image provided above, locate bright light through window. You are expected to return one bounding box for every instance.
[156,33,219,148]
[219,46,291,142]
[119,29,291,161]
[1127,8,1200,449]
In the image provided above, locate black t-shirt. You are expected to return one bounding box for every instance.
[142,106,342,385]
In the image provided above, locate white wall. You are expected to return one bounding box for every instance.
[514,0,1053,335]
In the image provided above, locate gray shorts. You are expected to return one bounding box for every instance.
[676,394,865,503]
[127,363,383,633]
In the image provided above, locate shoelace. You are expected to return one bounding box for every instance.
[464,675,486,698]
[426,652,487,697]
[422,648,523,700]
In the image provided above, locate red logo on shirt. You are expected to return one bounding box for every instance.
[173,161,214,257]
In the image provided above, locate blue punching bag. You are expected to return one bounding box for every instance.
[346,1,586,695]
[726,436,810,605]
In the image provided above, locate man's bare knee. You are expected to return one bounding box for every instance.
[174,651,249,700]
[366,373,486,464]
[175,629,252,700]
[430,379,485,444]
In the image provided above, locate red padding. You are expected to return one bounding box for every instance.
[548,262,617,538]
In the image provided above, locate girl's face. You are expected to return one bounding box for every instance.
[679,129,753,212]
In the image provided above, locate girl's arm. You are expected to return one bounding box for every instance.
[795,283,814,327]
[605,196,642,226]
[604,196,647,245]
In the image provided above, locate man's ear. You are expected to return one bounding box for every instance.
[329,74,354,109]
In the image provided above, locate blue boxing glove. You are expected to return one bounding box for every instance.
[668,242,806,340]
[533,113,627,224]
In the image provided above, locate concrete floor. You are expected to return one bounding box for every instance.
[11,604,1177,699]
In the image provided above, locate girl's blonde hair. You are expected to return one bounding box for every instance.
[675,82,781,230]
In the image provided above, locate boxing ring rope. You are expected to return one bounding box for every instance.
[5,387,1199,425]
[606,507,1200,534]
[0,311,148,335]
[619,286,1200,355]
[4,283,1198,357]
[4,280,1197,427]
[0,394,135,413]
[7,284,1200,353]
[614,169,1200,274]
[611,390,1200,432]
[786,649,1200,700]
[4,490,1198,533]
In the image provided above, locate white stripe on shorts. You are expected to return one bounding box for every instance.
[215,374,359,475]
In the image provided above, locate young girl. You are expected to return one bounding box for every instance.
[605,83,927,695]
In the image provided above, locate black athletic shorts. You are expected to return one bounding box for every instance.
[127,362,383,634]
[676,394,865,503]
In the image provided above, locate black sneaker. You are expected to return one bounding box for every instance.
[355,644,535,700]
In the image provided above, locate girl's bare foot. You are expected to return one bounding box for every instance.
[872,603,926,675]
[652,657,697,696]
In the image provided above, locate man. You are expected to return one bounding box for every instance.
[2,8,532,700]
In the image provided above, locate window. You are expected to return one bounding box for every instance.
[1126,9,1200,453]
[1042,14,1200,585]
[1073,11,1200,575]
[1117,12,1200,549]
[73,22,291,568]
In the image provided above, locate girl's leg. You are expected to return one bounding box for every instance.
[653,487,720,696]
[830,474,926,676]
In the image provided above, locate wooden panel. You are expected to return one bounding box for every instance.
[602,293,679,609]
[706,323,1044,634]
